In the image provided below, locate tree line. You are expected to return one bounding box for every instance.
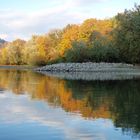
[0,4,140,66]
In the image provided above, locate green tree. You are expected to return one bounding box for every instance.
[113,4,140,63]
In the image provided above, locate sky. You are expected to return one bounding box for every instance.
[0,0,139,41]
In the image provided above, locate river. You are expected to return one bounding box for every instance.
[0,69,140,140]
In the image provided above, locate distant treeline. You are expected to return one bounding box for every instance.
[0,4,140,65]
[0,38,6,48]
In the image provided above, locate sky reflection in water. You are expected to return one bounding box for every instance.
[0,70,140,140]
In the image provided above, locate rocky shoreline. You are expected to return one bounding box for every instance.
[35,63,140,80]
[36,62,138,72]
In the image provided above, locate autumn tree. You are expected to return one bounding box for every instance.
[0,39,26,65]
[58,24,80,57]
[79,18,114,45]
[8,39,26,65]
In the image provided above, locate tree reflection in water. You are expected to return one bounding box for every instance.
[0,70,140,138]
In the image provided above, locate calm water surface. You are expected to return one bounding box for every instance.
[0,70,140,140]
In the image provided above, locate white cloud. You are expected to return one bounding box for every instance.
[0,34,8,39]
[0,3,88,41]
[73,0,108,5]
[0,0,121,41]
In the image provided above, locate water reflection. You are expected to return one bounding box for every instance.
[0,70,140,139]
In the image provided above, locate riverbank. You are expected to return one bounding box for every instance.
[1,63,140,80]
[36,62,140,80]
[36,62,139,72]
[0,65,36,70]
